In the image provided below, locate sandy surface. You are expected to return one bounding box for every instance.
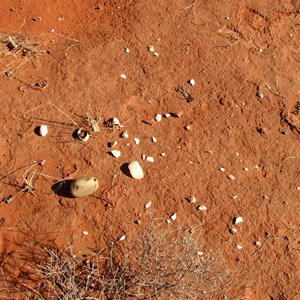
[0,0,300,299]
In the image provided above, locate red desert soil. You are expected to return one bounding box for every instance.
[0,0,300,299]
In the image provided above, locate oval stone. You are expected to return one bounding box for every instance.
[128,161,144,179]
[70,176,99,198]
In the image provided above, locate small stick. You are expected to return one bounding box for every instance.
[282,156,300,162]
[48,101,79,127]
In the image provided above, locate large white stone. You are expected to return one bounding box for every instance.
[128,161,144,179]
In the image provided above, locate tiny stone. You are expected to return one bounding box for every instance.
[232,195,238,199]
[184,124,192,130]
[154,114,162,122]
[188,79,196,86]
[135,220,141,224]
[160,152,166,156]
[189,196,197,203]
[110,150,121,158]
[219,167,225,172]
[164,113,171,118]
[134,138,140,145]
[236,245,243,250]
[148,45,155,52]
[108,141,118,147]
[118,235,126,241]
[229,228,237,235]
[256,91,264,99]
[153,51,159,57]
[142,154,146,160]
[233,216,243,224]
[170,213,177,221]
[82,231,89,235]
[297,187,300,191]
[151,137,157,142]
[145,201,152,209]
[255,241,262,246]
[121,131,129,138]
[120,74,127,79]
[197,205,207,211]
[243,167,249,171]
[166,219,171,223]
[146,156,154,162]
[125,48,130,53]
[227,174,236,180]
[197,251,204,256]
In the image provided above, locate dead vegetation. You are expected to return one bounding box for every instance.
[0,225,233,299]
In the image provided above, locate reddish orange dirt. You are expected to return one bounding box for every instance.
[0,0,300,299]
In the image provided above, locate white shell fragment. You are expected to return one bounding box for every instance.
[119,235,126,241]
[120,74,127,79]
[110,150,121,158]
[233,216,243,224]
[189,79,196,86]
[170,213,177,221]
[151,137,157,142]
[145,201,152,209]
[134,138,140,145]
[154,114,162,122]
[70,176,99,198]
[38,125,48,137]
[146,156,154,162]
[121,131,129,138]
[197,205,207,211]
[128,161,144,180]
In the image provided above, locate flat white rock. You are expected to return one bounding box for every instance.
[39,125,48,137]
[134,138,140,145]
[170,213,177,221]
[233,216,243,224]
[110,150,121,158]
[70,176,99,198]
[128,161,144,179]
[154,114,162,122]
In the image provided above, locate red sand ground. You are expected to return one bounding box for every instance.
[0,0,300,299]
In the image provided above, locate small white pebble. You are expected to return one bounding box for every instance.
[227,174,236,180]
[148,45,155,52]
[118,235,126,241]
[188,79,196,86]
[154,114,162,122]
[82,231,89,235]
[146,156,154,162]
[164,113,171,118]
[229,228,237,235]
[189,196,197,203]
[170,213,177,220]
[120,74,127,79]
[112,117,121,126]
[145,201,152,209]
[134,138,140,145]
[259,48,263,53]
[232,195,238,199]
[153,51,159,57]
[233,216,243,224]
[197,251,204,256]
[50,29,55,32]
[110,150,121,158]
[125,48,130,53]
[236,245,243,250]
[160,152,166,157]
[243,167,249,171]
[121,131,129,138]
[236,152,239,156]
[219,167,225,172]
[184,124,192,130]
[151,137,157,142]
[225,16,230,20]
[166,219,171,223]
[39,125,48,137]
[197,205,207,211]
[297,187,300,191]
[255,241,262,246]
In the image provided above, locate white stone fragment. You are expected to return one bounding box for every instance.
[170,213,177,221]
[255,241,262,246]
[189,79,196,86]
[151,137,157,142]
[153,51,159,57]
[197,205,207,211]
[243,167,249,171]
[164,113,171,118]
[134,138,140,145]
[233,216,243,224]
[189,196,197,203]
[160,152,166,156]
[227,174,236,180]
[154,114,162,122]
[118,235,126,241]
[121,131,129,138]
[120,74,127,79]
[146,156,154,162]
[148,45,155,52]
[145,201,152,209]
[82,231,89,235]
[110,150,121,158]
[125,48,130,53]
[166,219,171,223]
[39,125,48,137]
[229,228,237,235]
[128,161,144,180]
[219,167,225,172]
[236,245,243,250]
[112,117,121,126]
[197,251,204,256]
